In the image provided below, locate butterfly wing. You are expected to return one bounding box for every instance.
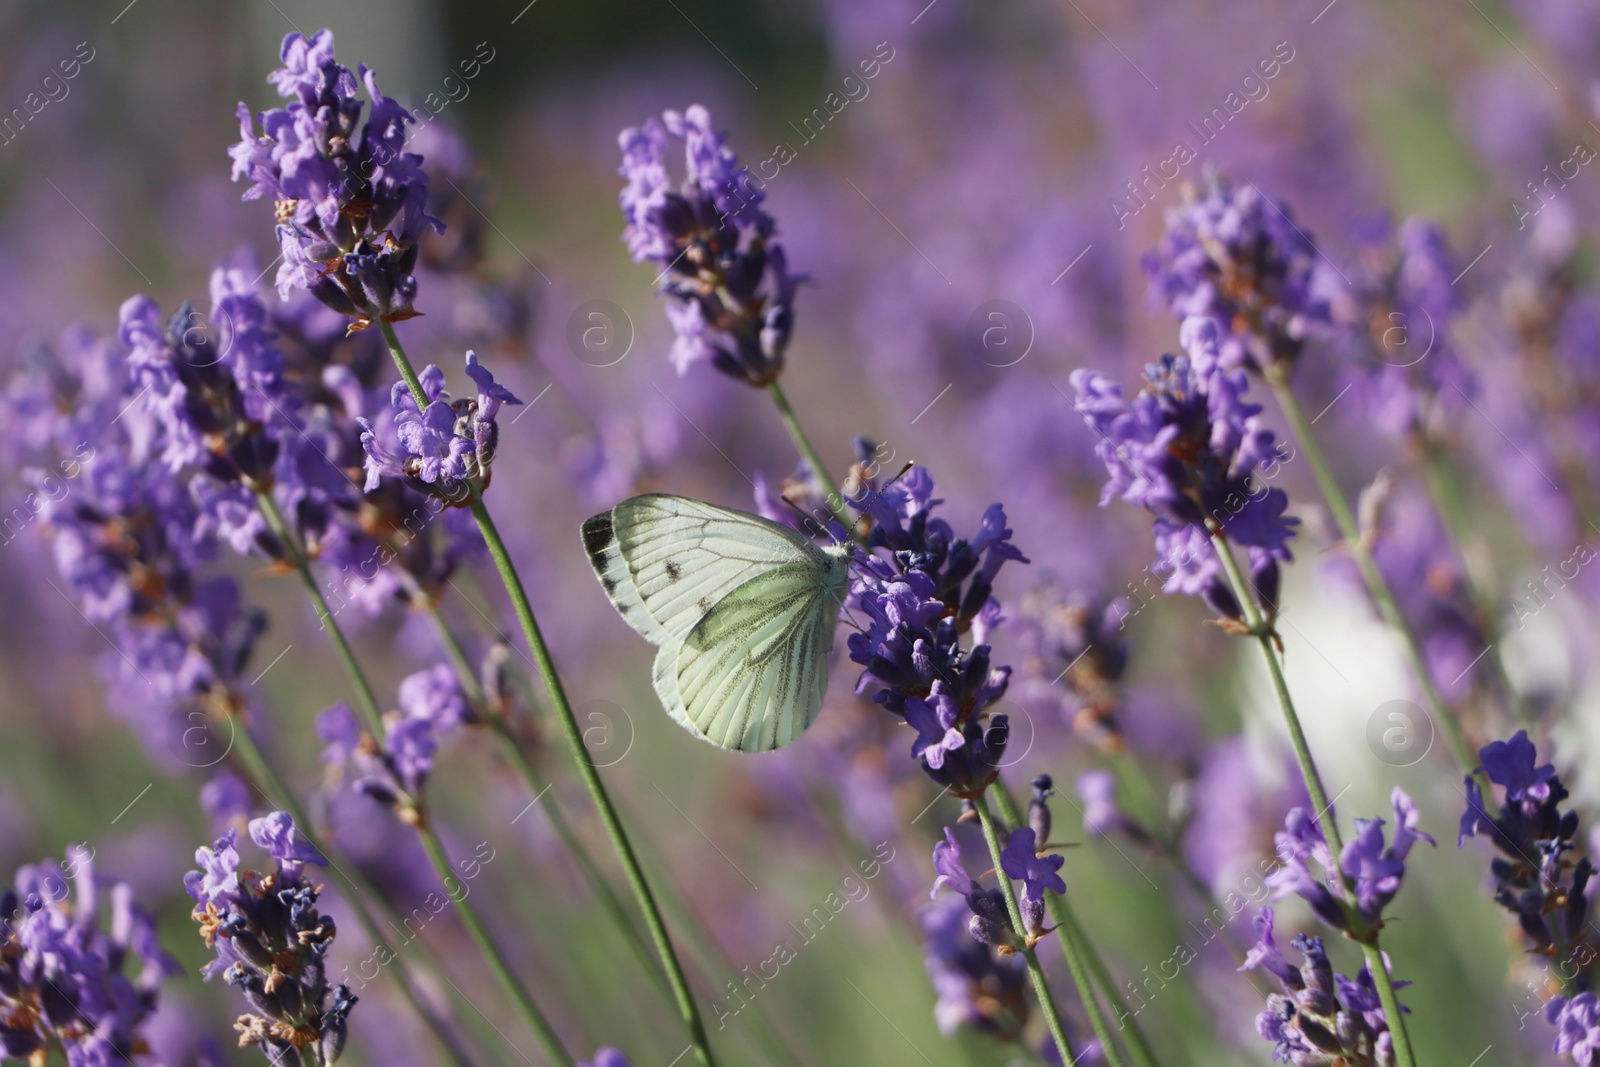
[660,561,841,751]
[589,494,818,643]
[583,493,849,751]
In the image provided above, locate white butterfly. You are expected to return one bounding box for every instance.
[582,494,853,751]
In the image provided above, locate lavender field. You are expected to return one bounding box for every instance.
[1,0,1598,1064]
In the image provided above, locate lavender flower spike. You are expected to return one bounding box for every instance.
[0,848,179,1065]
[359,353,521,504]
[232,29,441,329]
[187,813,357,1064]
[1072,330,1298,623]
[1240,907,1408,1066]
[618,104,800,385]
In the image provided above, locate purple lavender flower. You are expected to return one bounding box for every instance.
[1014,582,1130,748]
[1076,770,1139,841]
[999,827,1066,900]
[1547,994,1600,1064]
[1,322,270,763]
[929,827,1013,949]
[578,1049,631,1067]
[318,664,467,810]
[1459,731,1597,1032]
[1268,789,1433,938]
[201,769,253,827]
[187,814,356,1064]
[0,847,180,1065]
[248,811,326,881]
[1143,170,1331,372]
[1240,907,1407,1065]
[932,827,979,899]
[231,30,440,328]
[999,826,1065,940]
[618,105,800,385]
[1341,791,1434,926]
[1331,216,1475,442]
[1072,333,1298,622]
[359,353,520,503]
[1479,730,1557,803]
[846,466,1025,795]
[919,895,1028,1039]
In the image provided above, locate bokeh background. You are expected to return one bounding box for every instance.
[1,0,1598,1063]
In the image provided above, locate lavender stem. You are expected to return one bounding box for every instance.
[973,794,1087,1067]
[1208,530,1418,1067]
[257,485,577,1064]
[991,782,1155,1067]
[377,318,721,1067]
[1262,368,1482,785]
[424,604,673,1000]
[767,380,853,531]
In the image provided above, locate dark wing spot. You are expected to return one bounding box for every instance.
[582,512,615,562]
[697,595,714,614]
[665,560,682,583]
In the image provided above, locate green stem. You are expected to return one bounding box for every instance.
[1208,532,1342,854]
[218,715,481,1067]
[1359,941,1418,1067]
[466,496,717,1067]
[991,785,1154,1067]
[254,493,385,736]
[413,818,576,1067]
[1209,532,1418,1067]
[973,796,1090,1067]
[428,608,672,1000]
[1263,371,1482,784]
[376,318,718,1067]
[766,379,852,531]
[259,487,573,1062]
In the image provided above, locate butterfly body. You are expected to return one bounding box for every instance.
[582,494,851,751]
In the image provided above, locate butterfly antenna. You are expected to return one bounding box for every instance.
[881,461,916,490]
[854,461,916,513]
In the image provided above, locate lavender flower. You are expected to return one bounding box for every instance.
[201,769,254,828]
[919,895,1028,1039]
[846,466,1026,794]
[358,353,520,504]
[1459,731,1598,1044]
[1,321,270,761]
[1015,582,1130,748]
[0,847,179,1065]
[1072,327,1298,622]
[1332,217,1475,442]
[317,664,467,812]
[186,815,355,1064]
[231,30,440,329]
[931,827,1014,949]
[1143,170,1331,373]
[1240,907,1407,1066]
[119,284,289,498]
[1076,770,1142,842]
[577,1049,630,1067]
[999,827,1065,941]
[618,105,800,385]
[1267,789,1433,938]
[1547,994,1600,1064]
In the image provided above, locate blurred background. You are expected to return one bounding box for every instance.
[2,0,1599,1063]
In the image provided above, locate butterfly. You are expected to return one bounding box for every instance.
[582,494,854,751]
